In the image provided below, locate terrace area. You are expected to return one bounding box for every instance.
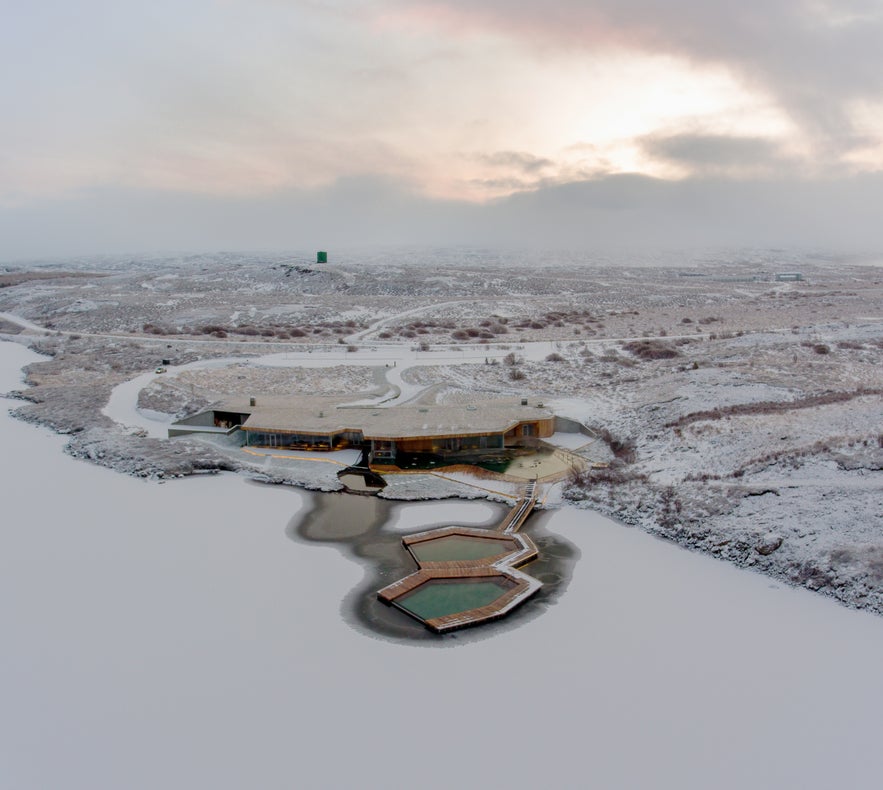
[377,481,541,632]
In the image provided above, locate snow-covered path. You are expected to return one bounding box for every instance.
[345,299,478,342]
[0,311,53,334]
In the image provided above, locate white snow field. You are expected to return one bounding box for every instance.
[2,340,883,790]
[382,500,499,532]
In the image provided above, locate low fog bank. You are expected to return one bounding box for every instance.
[4,173,883,261]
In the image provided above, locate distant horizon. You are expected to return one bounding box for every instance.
[4,239,883,270]
[4,171,883,263]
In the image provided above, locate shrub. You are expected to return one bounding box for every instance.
[508,368,525,380]
[623,340,681,360]
[546,352,565,362]
[813,344,830,354]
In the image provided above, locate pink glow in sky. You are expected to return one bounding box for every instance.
[2,0,883,257]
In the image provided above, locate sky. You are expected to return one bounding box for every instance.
[2,0,883,259]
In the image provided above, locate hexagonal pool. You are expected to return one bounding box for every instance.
[394,577,516,622]
[408,534,518,563]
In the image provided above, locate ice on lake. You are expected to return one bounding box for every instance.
[2,339,883,789]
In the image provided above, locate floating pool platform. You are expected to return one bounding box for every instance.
[377,482,542,633]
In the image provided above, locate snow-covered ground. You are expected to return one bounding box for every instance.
[4,340,883,789]
[382,500,499,532]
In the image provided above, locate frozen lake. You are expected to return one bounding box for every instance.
[2,339,883,789]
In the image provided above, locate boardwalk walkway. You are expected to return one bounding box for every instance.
[376,482,542,633]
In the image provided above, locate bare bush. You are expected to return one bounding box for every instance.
[592,427,637,463]
[623,340,681,360]
[666,387,883,429]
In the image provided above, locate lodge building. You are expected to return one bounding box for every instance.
[169,395,556,465]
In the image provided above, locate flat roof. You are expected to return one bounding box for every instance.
[220,396,554,440]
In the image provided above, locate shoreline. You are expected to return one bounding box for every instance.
[3,330,881,620]
[1,256,880,622]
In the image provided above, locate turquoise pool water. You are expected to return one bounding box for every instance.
[409,534,517,563]
[396,577,514,621]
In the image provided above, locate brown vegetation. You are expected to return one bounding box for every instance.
[623,340,681,360]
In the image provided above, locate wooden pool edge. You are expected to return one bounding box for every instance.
[376,483,544,633]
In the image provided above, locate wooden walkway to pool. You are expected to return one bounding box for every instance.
[377,482,543,633]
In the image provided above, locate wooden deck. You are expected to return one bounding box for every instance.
[376,483,542,633]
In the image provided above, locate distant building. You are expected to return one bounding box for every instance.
[775,272,803,282]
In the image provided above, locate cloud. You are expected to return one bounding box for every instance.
[639,133,794,177]
[391,0,883,155]
[472,150,554,173]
